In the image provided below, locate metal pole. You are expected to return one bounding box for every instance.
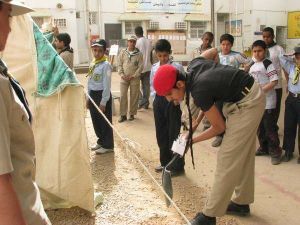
[84,0,91,61]
[211,0,215,46]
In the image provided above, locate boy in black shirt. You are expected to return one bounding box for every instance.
[153,48,265,225]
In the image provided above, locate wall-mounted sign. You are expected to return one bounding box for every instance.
[126,0,203,13]
[225,20,242,37]
[288,11,300,39]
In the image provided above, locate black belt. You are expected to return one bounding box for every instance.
[289,91,300,99]
[240,79,254,98]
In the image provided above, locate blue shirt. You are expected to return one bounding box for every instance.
[88,61,112,106]
[150,60,185,97]
[279,55,300,94]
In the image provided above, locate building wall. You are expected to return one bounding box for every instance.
[215,0,300,53]
[24,0,85,65]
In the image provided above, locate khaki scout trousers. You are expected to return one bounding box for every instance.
[203,82,265,217]
[120,79,140,116]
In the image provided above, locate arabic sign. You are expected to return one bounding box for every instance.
[126,0,203,13]
[288,11,300,39]
[225,20,242,37]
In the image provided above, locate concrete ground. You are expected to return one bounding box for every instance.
[107,71,300,225]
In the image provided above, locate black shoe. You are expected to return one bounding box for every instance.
[118,116,127,123]
[282,152,293,162]
[190,213,216,225]
[170,169,185,177]
[226,201,250,217]
[138,103,149,109]
[271,156,281,165]
[129,115,134,121]
[255,147,269,156]
[155,165,164,173]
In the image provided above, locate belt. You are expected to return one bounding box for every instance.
[241,79,254,97]
[289,91,300,99]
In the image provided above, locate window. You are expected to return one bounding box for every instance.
[125,21,142,35]
[175,22,187,30]
[149,21,159,30]
[190,21,207,38]
[89,12,97,25]
[54,18,67,28]
[32,17,44,28]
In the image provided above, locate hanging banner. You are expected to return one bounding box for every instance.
[288,11,300,39]
[126,0,203,13]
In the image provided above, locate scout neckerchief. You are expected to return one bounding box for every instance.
[0,59,32,123]
[292,65,300,85]
[124,48,140,61]
[87,56,107,77]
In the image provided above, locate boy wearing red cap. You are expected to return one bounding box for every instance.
[150,39,185,175]
[153,48,265,225]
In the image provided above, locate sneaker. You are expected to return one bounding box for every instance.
[118,116,127,123]
[211,136,223,147]
[129,115,134,121]
[95,147,114,154]
[255,147,269,156]
[155,165,164,173]
[190,213,216,225]
[226,201,250,217]
[271,156,281,165]
[282,152,293,162]
[90,143,101,151]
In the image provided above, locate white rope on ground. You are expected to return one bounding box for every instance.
[86,91,191,225]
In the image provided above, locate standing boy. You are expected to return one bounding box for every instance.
[279,46,300,163]
[54,33,74,70]
[192,32,214,131]
[118,35,143,122]
[192,32,214,59]
[153,48,265,225]
[87,39,114,154]
[263,27,286,124]
[219,33,250,69]
[150,39,185,175]
[135,26,152,109]
[249,40,282,165]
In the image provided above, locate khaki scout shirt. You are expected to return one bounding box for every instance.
[0,75,51,225]
[59,50,74,70]
[118,48,144,84]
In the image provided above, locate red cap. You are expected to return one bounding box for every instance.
[153,65,177,96]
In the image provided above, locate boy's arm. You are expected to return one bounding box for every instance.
[200,48,219,63]
[236,53,251,65]
[149,65,156,97]
[262,80,278,92]
[100,64,112,110]
[117,50,125,76]
[132,53,144,78]
[262,63,278,92]
[0,174,26,225]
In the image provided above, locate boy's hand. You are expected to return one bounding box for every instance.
[121,75,130,81]
[99,104,106,113]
